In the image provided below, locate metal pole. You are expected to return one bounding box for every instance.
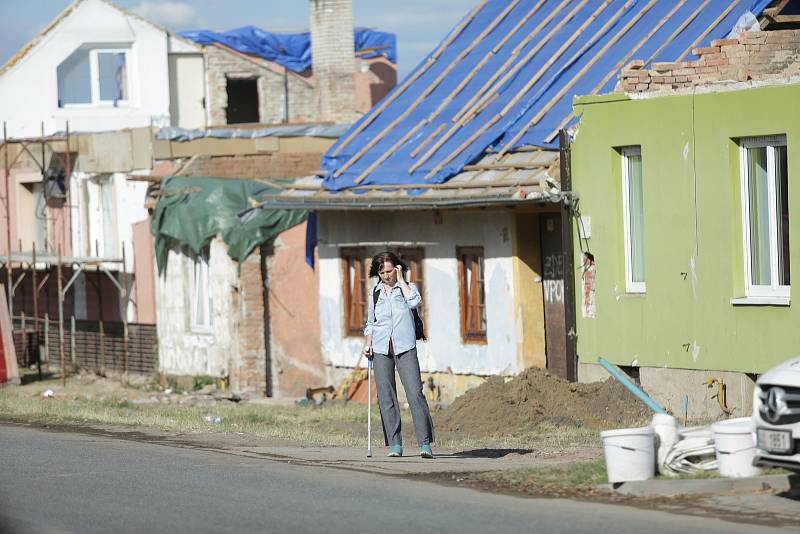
[283,68,290,123]
[70,315,76,367]
[32,242,40,379]
[4,122,13,320]
[121,241,128,379]
[44,312,49,364]
[64,122,71,258]
[96,240,105,375]
[20,310,25,366]
[58,245,65,386]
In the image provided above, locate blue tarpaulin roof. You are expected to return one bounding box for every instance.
[321,0,772,192]
[180,26,396,73]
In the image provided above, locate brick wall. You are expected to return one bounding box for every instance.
[206,46,317,126]
[180,152,323,179]
[309,0,358,122]
[232,248,268,395]
[618,30,800,93]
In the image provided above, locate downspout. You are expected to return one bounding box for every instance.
[283,68,290,123]
[260,241,274,397]
[559,129,577,382]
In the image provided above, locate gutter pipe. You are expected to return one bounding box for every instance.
[598,357,666,414]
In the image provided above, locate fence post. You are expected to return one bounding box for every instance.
[43,313,49,363]
[70,315,76,367]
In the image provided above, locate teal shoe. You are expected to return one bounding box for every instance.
[420,444,434,459]
[387,444,403,457]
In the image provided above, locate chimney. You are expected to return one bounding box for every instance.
[309,0,357,123]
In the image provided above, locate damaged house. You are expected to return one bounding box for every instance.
[257,0,775,402]
[0,0,196,375]
[149,0,397,398]
[570,3,800,418]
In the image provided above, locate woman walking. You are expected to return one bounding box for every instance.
[363,251,435,458]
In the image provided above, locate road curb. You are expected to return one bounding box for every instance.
[597,473,797,496]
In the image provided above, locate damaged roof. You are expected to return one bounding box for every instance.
[258,148,562,210]
[320,0,772,191]
[180,26,397,73]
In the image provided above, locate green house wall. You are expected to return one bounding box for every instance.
[570,83,800,373]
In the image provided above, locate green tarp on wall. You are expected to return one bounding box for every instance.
[151,176,306,272]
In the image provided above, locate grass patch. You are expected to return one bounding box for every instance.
[0,387,372,446]
[473,459,607,489]
[0,377,605,454]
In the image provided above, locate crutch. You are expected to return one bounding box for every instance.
[367,355,373,458]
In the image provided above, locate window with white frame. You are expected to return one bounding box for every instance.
[57,46,130,107]
[189,249,213,331]
[739,136,789,298]
[621,146,646,293]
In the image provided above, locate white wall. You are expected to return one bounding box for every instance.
[69,170,148,320]
[318,210,519,377]
[156,238,236,377]
[0,0,200,138]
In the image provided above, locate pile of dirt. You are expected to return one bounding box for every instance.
[435,367,652,436]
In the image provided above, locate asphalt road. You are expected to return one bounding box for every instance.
[0,424,786,534]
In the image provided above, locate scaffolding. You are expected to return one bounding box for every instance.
[1,121,131,384]
[0,247,130,385]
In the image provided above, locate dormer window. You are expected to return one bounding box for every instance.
[57,45,130,107]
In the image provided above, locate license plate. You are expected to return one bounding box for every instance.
[757,428,793,454]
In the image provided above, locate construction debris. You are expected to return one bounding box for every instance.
[435,367,651,435]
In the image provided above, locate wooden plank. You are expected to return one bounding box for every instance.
[332,0,519,179]
[492,0,547,54]
[543,0,688,144]
[496,0,660,158]
[353,119,428,184]
[424,115,502,179]
[422,0,527,124]
[412,0,582,175]
[329,0,488,158]
[410,123,446,158]
[427,0,628,177]
[676,0,739,62]
[451,0,574,125]
[498,0,611,117]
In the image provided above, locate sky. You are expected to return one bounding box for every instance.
[0,0,472,78]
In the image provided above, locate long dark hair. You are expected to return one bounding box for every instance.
[369,251,408,278]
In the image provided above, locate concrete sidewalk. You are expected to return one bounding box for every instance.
[212,443,602,476]
[603,473,799,497]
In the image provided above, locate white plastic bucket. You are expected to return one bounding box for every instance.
[600,426,655,483]
[711,417,762,478]
[651,414,679,475]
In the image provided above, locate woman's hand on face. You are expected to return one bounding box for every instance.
[395,266,408,286]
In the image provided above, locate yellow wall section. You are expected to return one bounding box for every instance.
[512,213,546,369]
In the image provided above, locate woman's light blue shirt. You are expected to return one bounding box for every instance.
[363,282,421,355]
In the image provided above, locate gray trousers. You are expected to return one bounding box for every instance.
[373,346,435,447]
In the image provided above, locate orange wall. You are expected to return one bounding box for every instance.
[267,221,324,396]
[132,219,156,324]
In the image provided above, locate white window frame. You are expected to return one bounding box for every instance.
[621,146,646,293]
[189,249,213,332]
[739,135,789,299]
[60,47,131,108]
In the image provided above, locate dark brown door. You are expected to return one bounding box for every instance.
[540,213,567,378]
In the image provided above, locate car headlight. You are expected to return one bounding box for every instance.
[753,385,763,413]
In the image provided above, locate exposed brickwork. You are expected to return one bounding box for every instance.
[232,248,268,395]
[180,153,323,179]
[205,46,317,126]
[310,0,358,122]
[618,30,800,93]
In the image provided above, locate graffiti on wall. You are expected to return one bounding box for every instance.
[543,253,565,304]
[581,252,596,318]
